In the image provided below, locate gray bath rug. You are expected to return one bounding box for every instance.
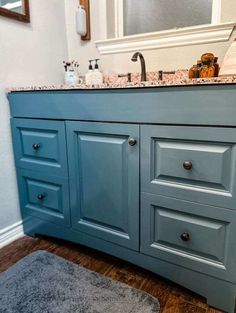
[0,250,160,313]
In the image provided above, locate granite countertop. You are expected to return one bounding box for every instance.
[7,71,236,93]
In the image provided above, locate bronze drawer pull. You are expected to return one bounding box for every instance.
[37,194,45,201]
[180,232,190,242]
[32,143,40,150]
[183,161,192,170]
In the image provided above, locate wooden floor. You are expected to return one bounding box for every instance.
[0,236,223,313]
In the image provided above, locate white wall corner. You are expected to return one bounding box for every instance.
[0,220,24,249]
[96,22,235,55]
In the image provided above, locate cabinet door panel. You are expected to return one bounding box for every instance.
[66,122,139,250]
[141,125,236,209]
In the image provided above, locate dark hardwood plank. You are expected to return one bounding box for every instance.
[0,236,223,313]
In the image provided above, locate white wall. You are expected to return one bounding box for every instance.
[66,0,236,74]
[0,0,68,230]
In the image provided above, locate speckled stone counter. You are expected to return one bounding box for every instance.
[7,71,236,93]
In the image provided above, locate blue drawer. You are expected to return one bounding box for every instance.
[17,169,70,226]
[11,118,68,176]
[141,125,236,210]
[141,193,236,283]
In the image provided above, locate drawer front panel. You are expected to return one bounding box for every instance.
[11,119,68,176]
[141,126,236,209]
[152,208,226,264]
[66,121,139,251]
[17,169,70,226]
[141,193,236,282]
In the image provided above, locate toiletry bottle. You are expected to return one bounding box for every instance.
[189,64,199,79]
[199,53,215,78]
[92,59,103,85]
[197,60,202,76]
[76,5,87,36]
[201,53,215,63]
[214,57,220,77]
[86,60,93,85]
[200,62,215,78]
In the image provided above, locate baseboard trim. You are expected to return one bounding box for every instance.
[0,221,24,249]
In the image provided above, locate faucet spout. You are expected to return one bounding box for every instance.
[131,52,147,82]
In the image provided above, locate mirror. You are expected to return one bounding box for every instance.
[0,0,30,23]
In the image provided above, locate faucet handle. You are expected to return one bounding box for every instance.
[158,70,176,80]
[118,73,131,83]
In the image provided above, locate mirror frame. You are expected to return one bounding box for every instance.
[0,0,30,23]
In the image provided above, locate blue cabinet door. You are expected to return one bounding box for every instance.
[66,121,139,251]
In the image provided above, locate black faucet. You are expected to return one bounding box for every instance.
[131,52,147,82]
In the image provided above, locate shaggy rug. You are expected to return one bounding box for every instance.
[0,250,160,313]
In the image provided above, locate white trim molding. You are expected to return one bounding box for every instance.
[0,221,24,249]
[96,22,235,55]
[114,0,124,38]
[212,0,222,25]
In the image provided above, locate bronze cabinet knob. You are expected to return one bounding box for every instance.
[180,232,190,242]
[128,138,137,146]
[37,194,45,201]
[183,161,192,170]
[32,143,40,150]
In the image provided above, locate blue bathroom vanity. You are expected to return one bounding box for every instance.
[8,84,236,313]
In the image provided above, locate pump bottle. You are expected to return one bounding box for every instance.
[92,59,103,85]
[85,60,93,85]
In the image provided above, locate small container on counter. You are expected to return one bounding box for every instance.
[189,64,199,79]
[64,70,79,85]
[93,59,103,85]
[214,57,220,77]
[199,53,215,78]
[197,60,202,70]
[86,60,94,85]
[188,60,202,79]
[201,53,215,64]
[199,62,215,78]
[63,60,80,85]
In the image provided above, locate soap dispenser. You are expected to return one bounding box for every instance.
[76,5,87,36]
[86,60,94,85]
[93,59,103,85]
